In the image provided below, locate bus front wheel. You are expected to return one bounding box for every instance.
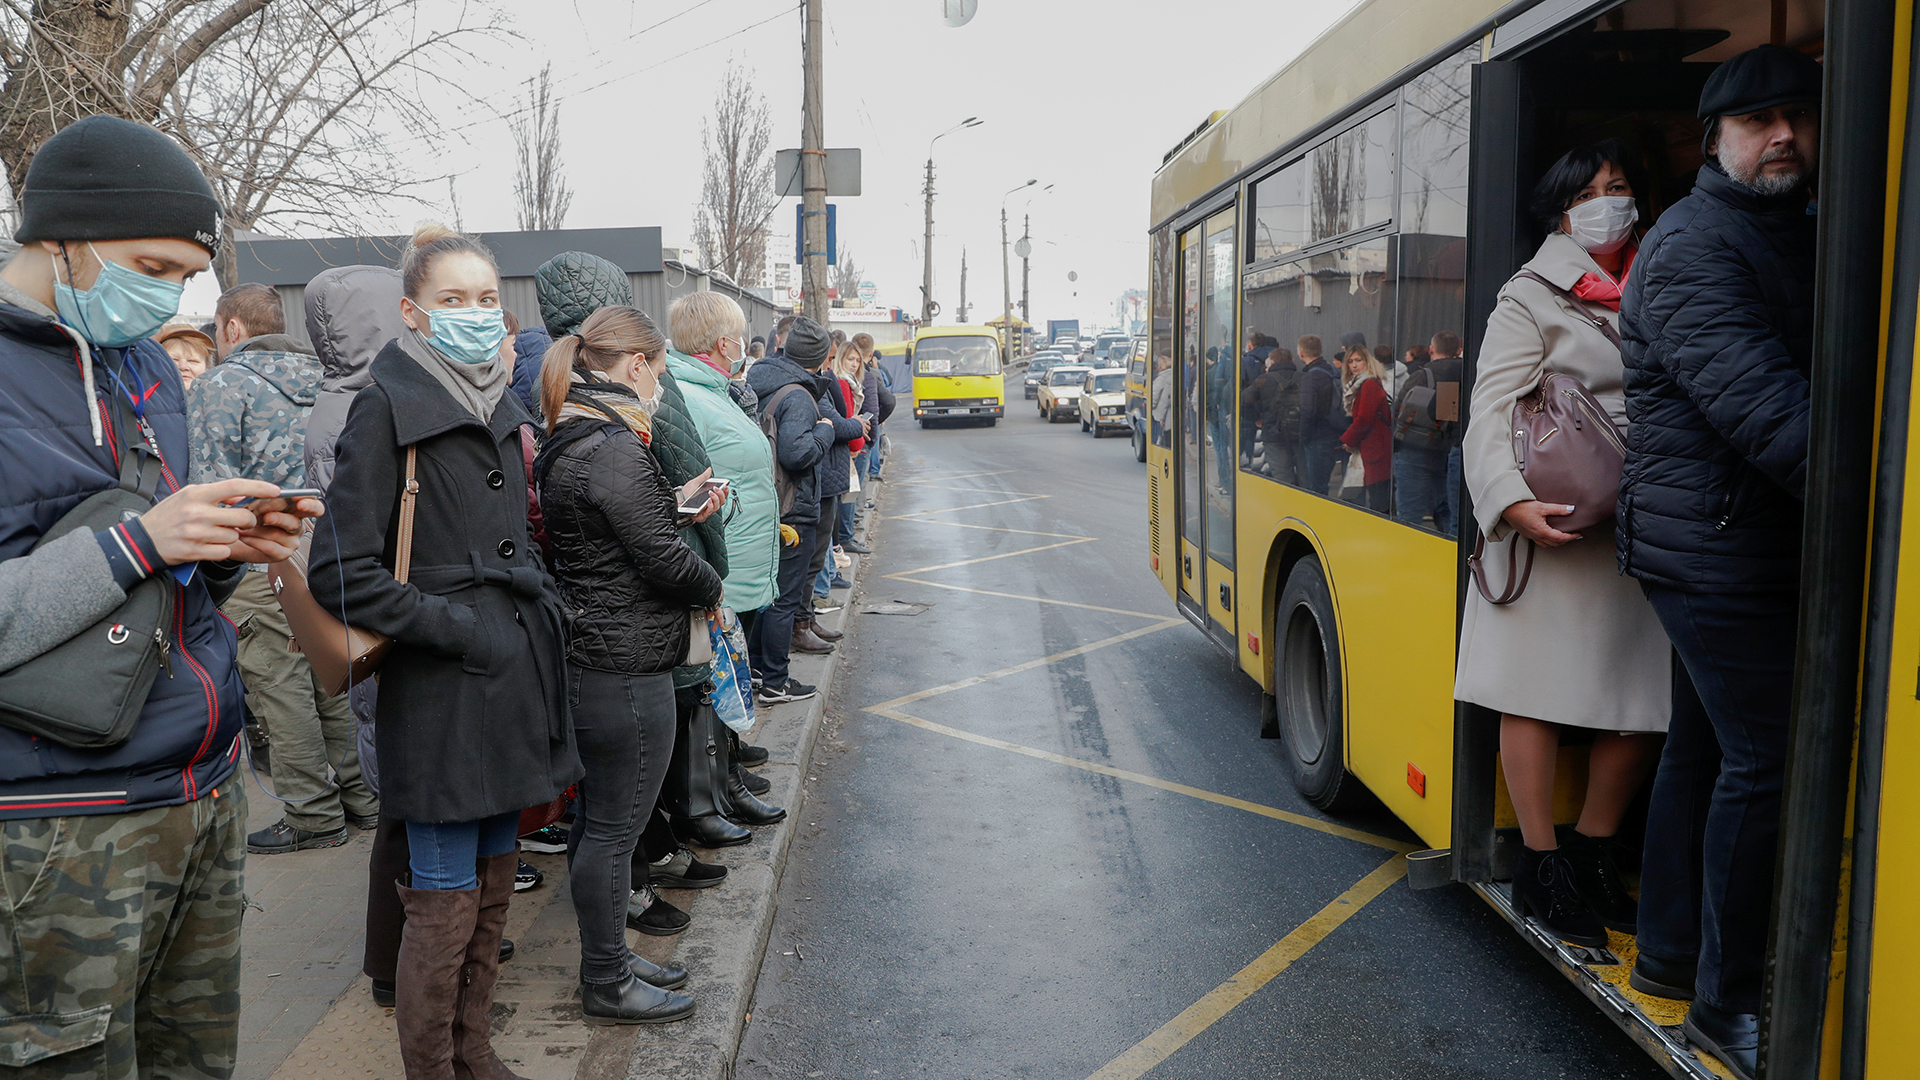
[1277,556,1361,811]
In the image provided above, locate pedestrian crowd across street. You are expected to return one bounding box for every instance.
[0,111,891,1079]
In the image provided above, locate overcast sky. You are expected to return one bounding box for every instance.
[197,0,1364,328]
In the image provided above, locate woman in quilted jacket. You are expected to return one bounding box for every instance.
[531,305,726,1026]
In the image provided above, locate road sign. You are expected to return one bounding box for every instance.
[943,0,977,27]
[1014,239,1032,259]
[796,204,837,264]
[859,280,877,304]
[774,148,863,197]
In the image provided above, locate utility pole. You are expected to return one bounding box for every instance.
[957,248,969,323]
[1000,179,1033,362]
[800,0,829,330]
[1020,211,1031,324]
[921,157,935,326]
[921,117,981,327]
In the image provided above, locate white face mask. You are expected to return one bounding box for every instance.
[1565,195,1638,255]
[634,359,664,419]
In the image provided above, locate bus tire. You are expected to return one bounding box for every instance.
[1276,556,1361,812]
[1132,425,1147,462]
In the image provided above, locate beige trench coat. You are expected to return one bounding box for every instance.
[1453,232,1671,731]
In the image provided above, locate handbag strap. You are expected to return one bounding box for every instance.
[395,445,418,585]
[1515,270,1623,349]
[1469,528,1535,606]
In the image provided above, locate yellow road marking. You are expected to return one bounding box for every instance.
[898,468,1017,484]
[866,620,1188,712]
[872,709,1410,854]
[883,518,1090,540]
[894,494,1048,515]
[1083,854,1410,1080]
[881,575,1171,619]
[885,538,1096,576]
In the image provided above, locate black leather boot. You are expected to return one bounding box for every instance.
[664,698,752,849]
[728,732,772,794]
[626,950,688,990]
[712,718,786,827]
[580,972,695,1026]
[1559,830,1638,933]
[1511,845,1607,948]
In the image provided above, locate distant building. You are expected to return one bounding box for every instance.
[234,226,778,348]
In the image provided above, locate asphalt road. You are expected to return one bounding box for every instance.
[734,373,1667,1080]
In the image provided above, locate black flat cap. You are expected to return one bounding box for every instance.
[786,317,831,367]
[1698,43,1822,120]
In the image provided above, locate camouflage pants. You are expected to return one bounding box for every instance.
[0,784,247,1078]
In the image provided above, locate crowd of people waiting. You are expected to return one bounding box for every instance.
[0,111,894,1079]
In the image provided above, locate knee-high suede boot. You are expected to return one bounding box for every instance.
[395,881,480,1080]
[451,852,526,1080]
[665,696,751,848]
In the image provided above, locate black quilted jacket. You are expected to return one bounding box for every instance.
[1617,163,1816,592]
[534,411,725,676]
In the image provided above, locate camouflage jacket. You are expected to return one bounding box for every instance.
[186,334,320,487]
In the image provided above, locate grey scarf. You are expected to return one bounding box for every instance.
[399,325,509,421]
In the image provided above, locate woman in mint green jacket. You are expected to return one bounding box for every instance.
[666,294,779,613]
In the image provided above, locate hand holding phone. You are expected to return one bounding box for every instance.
[677,478,729,516]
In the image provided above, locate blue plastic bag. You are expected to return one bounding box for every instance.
[709,610,756,733]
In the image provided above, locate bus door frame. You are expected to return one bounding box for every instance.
[1171,189,1238,643]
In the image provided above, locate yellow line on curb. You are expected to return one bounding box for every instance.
[866,620,1188,712]
[881,575,1171,619]
[1083,854,1409,1080]
[873,709,1410,854]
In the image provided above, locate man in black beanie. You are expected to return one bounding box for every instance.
[0,114,315,1079]
[744,316,843,702]
[1616,43,1821,1080]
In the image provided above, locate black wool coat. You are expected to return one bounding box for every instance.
[1617,163,1816,592]
[535,407,724,677]
[311,342,582,822]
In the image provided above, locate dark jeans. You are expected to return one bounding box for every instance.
[807,497,835,598]
[565,666,676,985]
[1638,585,1797,1014]
[1301,436,1339,496]
[1393,445,1446,530]
[755,518,817,687]
[1440,445,1462,538]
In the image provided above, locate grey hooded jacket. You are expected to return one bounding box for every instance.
[303,265,407,494]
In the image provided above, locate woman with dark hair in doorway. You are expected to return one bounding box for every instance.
[1455,140,1670,950]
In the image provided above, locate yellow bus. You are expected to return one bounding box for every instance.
[1145,0,1915,1077]
[907,324,1005,427]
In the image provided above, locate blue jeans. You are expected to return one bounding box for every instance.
[1392,445,1447,530]
[406,810,521,891]
[867,435,884,476]
[1638,585,1796,1014]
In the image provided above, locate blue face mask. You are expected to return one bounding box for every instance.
[418,303,507,364]
[54,244,185,348]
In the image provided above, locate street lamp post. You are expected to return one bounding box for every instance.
[1000,179,1035,362]
[921,117,982,327]
[1015,184,1053,331]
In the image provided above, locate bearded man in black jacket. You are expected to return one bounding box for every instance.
[1615,44,1822,1080]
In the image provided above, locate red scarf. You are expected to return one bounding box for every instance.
[1571,247,1636,310]
[692,352,729,377]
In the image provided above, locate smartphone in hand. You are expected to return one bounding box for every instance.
[676,478,729,516]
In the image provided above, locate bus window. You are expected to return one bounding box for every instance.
[1309,107,1397,244]
[1201,215,1236,568]
[915,335,999,376]
[1150,227,1175,450]
[1392,45,1474,535]
[1238,237,1393,501]
[1179,230,1203,550]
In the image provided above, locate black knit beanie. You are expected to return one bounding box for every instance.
[786,317,831,368]
[14,115,223,255]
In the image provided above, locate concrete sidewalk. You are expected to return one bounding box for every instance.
[236,485,884,1080]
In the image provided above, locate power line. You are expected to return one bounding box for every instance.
[447,1,797,138]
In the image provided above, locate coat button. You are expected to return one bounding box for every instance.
[498,539,515,559]
[487,469,506,489]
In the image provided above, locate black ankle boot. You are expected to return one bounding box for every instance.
[712,725,786,827]
[626,950,688,990]
[1511,845,1607,948]
[1559,830,1638,933]
[665,699,752,848]
[735,761,771,795]
[580,972,696,1025]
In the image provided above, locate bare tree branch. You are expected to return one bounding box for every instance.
[692,58,775,287]
[510,63,571,231]
[133,0,272,110]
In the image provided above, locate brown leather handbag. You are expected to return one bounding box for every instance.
[268,446,419,695]
[1469,272,1628,606]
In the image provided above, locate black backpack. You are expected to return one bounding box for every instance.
[1264,362,1306,441]
[1395,365,1445,450]
[758,382,813,516]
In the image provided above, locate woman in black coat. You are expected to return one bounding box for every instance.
[311,223,580,1079]
[531,305,726,1025]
